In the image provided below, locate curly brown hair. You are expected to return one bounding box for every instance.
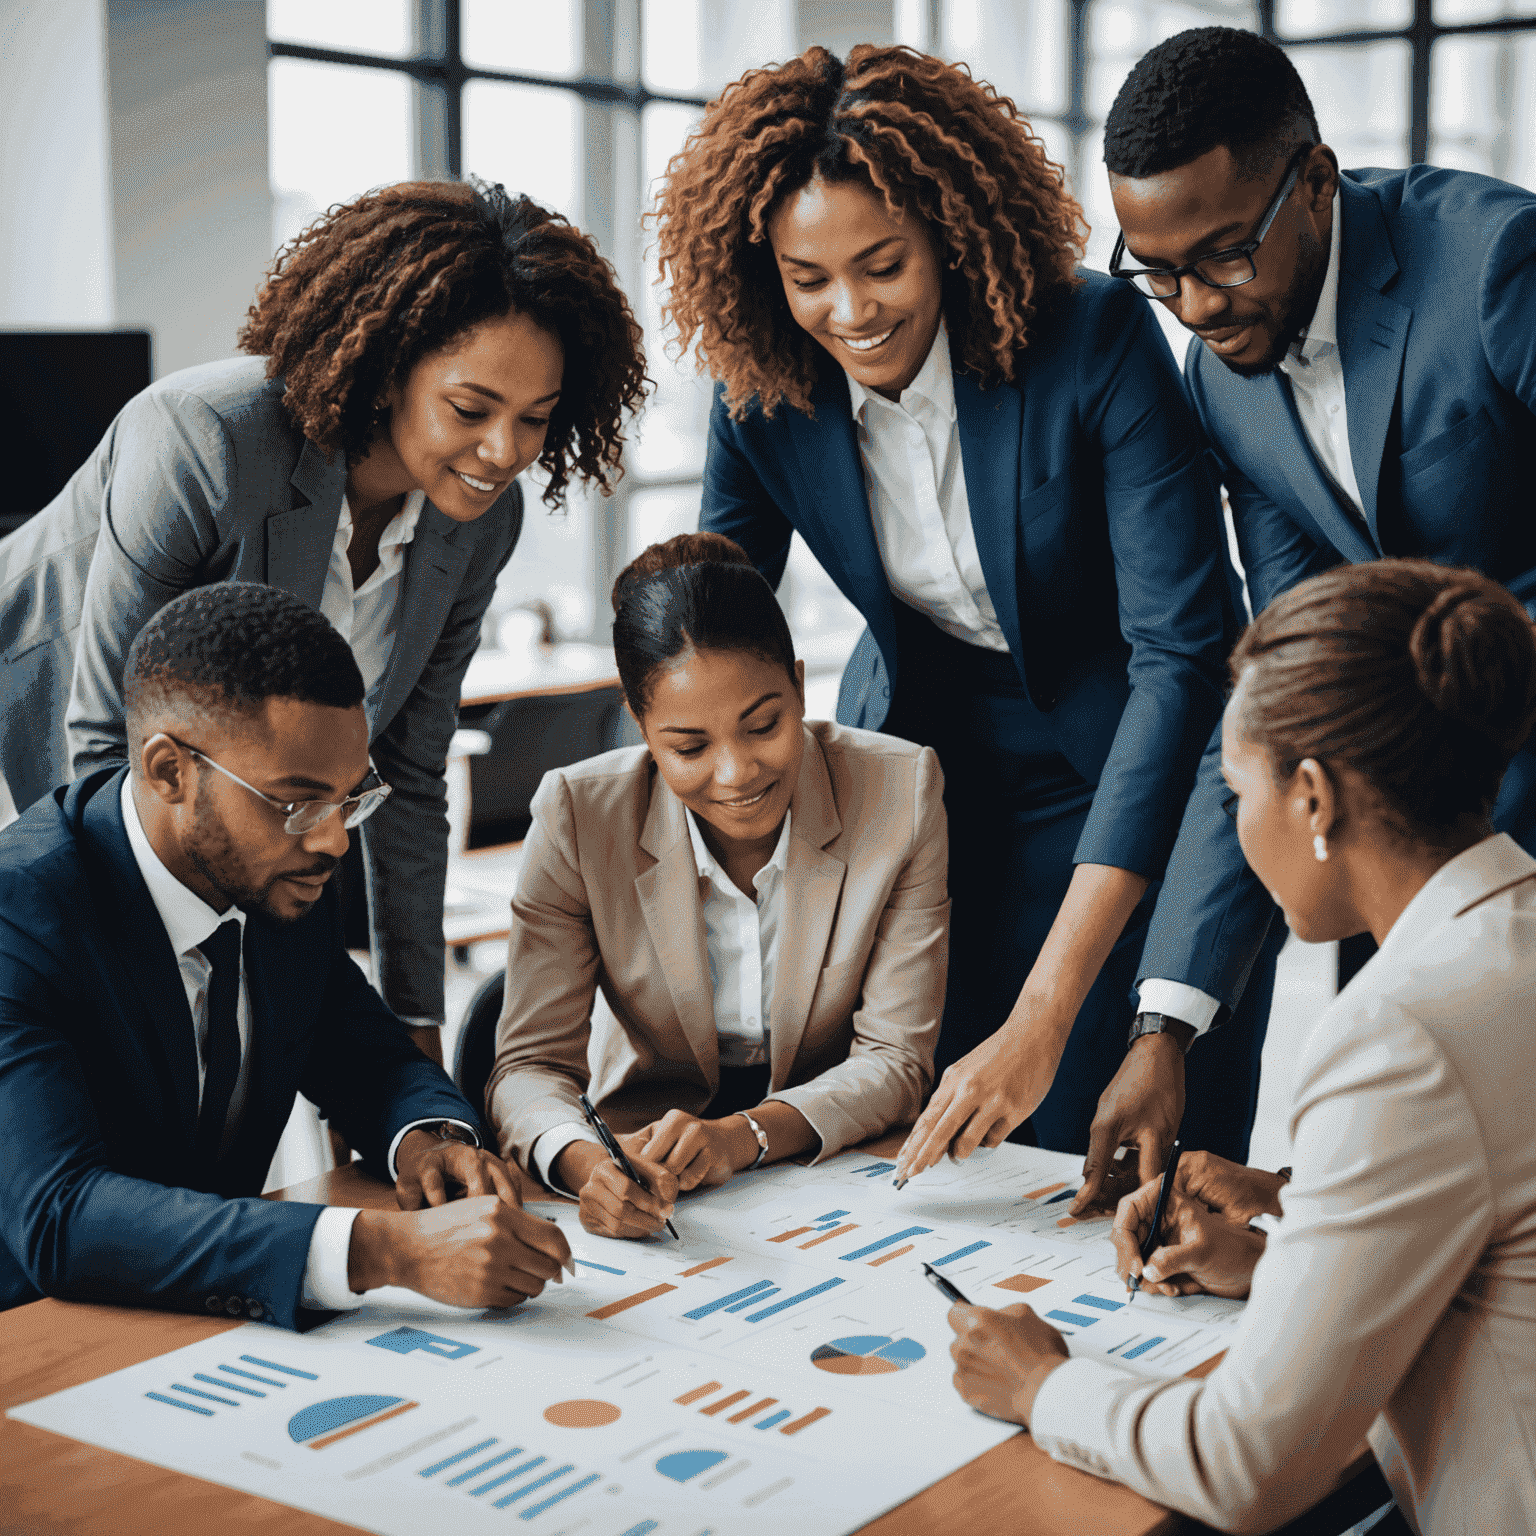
[238,179,648,504]
[654,45,1087,419]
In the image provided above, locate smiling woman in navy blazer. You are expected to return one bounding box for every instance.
[654,45,1257,1175]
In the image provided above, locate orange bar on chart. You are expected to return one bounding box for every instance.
[779,1407,832,1436]
[1184,1351,1227,1379]
[308,1401,419,1450]
[1056,1214,1107,1229]
[674,1381,722,1405]
[727,1397,777,1424]
[994,1273,1052,1294]
[798,1224,857,1250]
[679,1257,732,1276]
[1024,1181,1068,1200]
[587,1283,677,1320]
[866,1244,914,1267]
[700,1390,752,1417]
[769,1226,815,1243]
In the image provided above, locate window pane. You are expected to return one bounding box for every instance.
[493,485,596,639]
[268,58,412,252]
[1274,0,1411,37]
[462,81,581,223]
[463,0,579,76]
[267,0,412,57]
[1086,3,1259,121]
[1436,0,1536,21]
[1430,32,1536,190]
[628,485,702,557]
[946,0,1069,117]
[1289,41,1411,168]
[643,0,796,95]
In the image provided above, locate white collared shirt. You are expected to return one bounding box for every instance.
[530,809,794,1188]
[846,321,1010,652]
[1278,191,1363,517]
[319,490,426,704]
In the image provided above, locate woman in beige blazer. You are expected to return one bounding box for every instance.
[946,559,1536,1536]
[487,533,947,1238]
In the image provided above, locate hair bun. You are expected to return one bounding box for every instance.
[611,532,755,612]
[1410,581,1536,753]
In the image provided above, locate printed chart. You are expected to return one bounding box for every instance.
[9,1144,1245,1534]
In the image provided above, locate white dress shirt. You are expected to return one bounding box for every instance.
[846,321,1010,652]
[531,810,794,1188]
[1033,834,1536,1535]
[1139,195,1355,1038]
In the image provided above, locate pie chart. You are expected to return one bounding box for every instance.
[810,1334,926,1375]
[287,1394,418,1449]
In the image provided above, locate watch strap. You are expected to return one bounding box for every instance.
[1127,1011,1196,1054]
[737,1111,769,1170]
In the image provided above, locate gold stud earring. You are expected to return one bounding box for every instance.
[1313,833,1329,863]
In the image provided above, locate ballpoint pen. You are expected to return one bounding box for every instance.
[1128,1137,1182,1303]
[579,1093,679,1240]
[922,1262,974,1306]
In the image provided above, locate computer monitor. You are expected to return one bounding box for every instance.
[0,330,153,537]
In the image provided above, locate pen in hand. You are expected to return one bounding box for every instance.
[579,1093,679,1240]
[1128,1137,1183,1304]
[922,1262,974,1306]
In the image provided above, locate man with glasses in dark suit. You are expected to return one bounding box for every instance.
[0,583,571,1327]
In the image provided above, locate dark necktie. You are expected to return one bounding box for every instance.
[193,920,243,1166]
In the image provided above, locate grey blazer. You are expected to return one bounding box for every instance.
[0,356,523,1020]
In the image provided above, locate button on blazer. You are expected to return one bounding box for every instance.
[487,721,948,1171]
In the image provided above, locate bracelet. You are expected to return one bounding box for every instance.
[737,1111,770,1170]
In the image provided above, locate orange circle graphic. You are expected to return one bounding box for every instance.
[543,1398,622,1428]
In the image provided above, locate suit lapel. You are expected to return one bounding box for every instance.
[266,438,345,610]
[78,773,200,1148]
[1336,178,1410,543]
[953,370,1026,662]
[635,777,719,1083]
[768,731,845,1087]
[368,505,471,738]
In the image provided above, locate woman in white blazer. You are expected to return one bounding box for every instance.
[946,558,1536,1536]
[487,533,948,1240]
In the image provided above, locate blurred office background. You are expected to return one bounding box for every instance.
[3,0,1535,1175]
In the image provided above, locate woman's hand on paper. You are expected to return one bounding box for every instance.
[624,1111,750,1192]
[1111,1180,1265,1299]
[1173,1150,1288,1226]
[557,1141,680,1240]
[947,1303,1070,1427]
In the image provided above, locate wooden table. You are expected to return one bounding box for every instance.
[0,1158,1179,1536]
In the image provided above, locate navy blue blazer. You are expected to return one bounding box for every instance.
[702,270,1235,881]
[0,768,481,1328]
[1141,167,1536,1008]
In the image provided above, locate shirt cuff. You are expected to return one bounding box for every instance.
[1134,980,1222,1037]
[398,1016,445,1030]
[301,1206,365,1312]
[387,1118,480,1181]
[532,1124,605,1194]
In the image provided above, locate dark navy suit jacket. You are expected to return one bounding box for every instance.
[1141,166,1536,1008]
[702,270,1235,882]
[0,768,481,1328]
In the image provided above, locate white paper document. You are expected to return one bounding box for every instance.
[9,1144,1244,1535]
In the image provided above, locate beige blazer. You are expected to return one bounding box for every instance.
[1030,833,1536,1536]
[487,721,947,1172]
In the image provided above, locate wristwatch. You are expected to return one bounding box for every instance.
[1126,1011,1197,1053]
[736,1111,770,1170]
[428,1120,479,1148]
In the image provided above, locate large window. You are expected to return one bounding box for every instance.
[269,0,1536,707]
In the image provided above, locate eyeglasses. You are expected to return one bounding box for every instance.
[1110,148,1309,301]
[156,735,392,834]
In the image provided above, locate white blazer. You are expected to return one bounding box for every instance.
[1029,833,1536,1536]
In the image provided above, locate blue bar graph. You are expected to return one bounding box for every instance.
[745,1276,845,1321]
[684,1280,774,1319]
[172,1382,240,1407]
[813,1210,850,1223]
[1046,1309,1099,1328]
[1045,1188,1077,1204]
[195,1371,262,1397]
[472,1456,546,1496]
[147,1390,212,1416]
[447,1448,523,1486]
[492,1463,576,1509]
[930,1241,991,1266]
[420,1437,498,1476]
[839,1227,931,1261]
[219,1363,286,1387]
[519,1472,602,1520]
[755,1409,792,1429]
[725,1288,778,1311]
[1121,1336,1166,1360]
[575,1259,626,1276]
[240,1354,318,1380]
[850,1161,897,1177]
[1073,1293,1124,1313]
[618,1523,660,1536]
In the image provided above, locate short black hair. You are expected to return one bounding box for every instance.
[1104,27,1318,181]
[125,583,364,740]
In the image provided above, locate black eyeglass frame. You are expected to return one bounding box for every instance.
[153,733,392,834]
[1109,147,1313,301]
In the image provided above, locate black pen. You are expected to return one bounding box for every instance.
[1128,1137,1182,1303]
[579,1093,679,1240]
[922,1262,974,1306]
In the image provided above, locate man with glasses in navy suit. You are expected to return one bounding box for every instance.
[1074,25,1536,1206]
[0,583,571,1326]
